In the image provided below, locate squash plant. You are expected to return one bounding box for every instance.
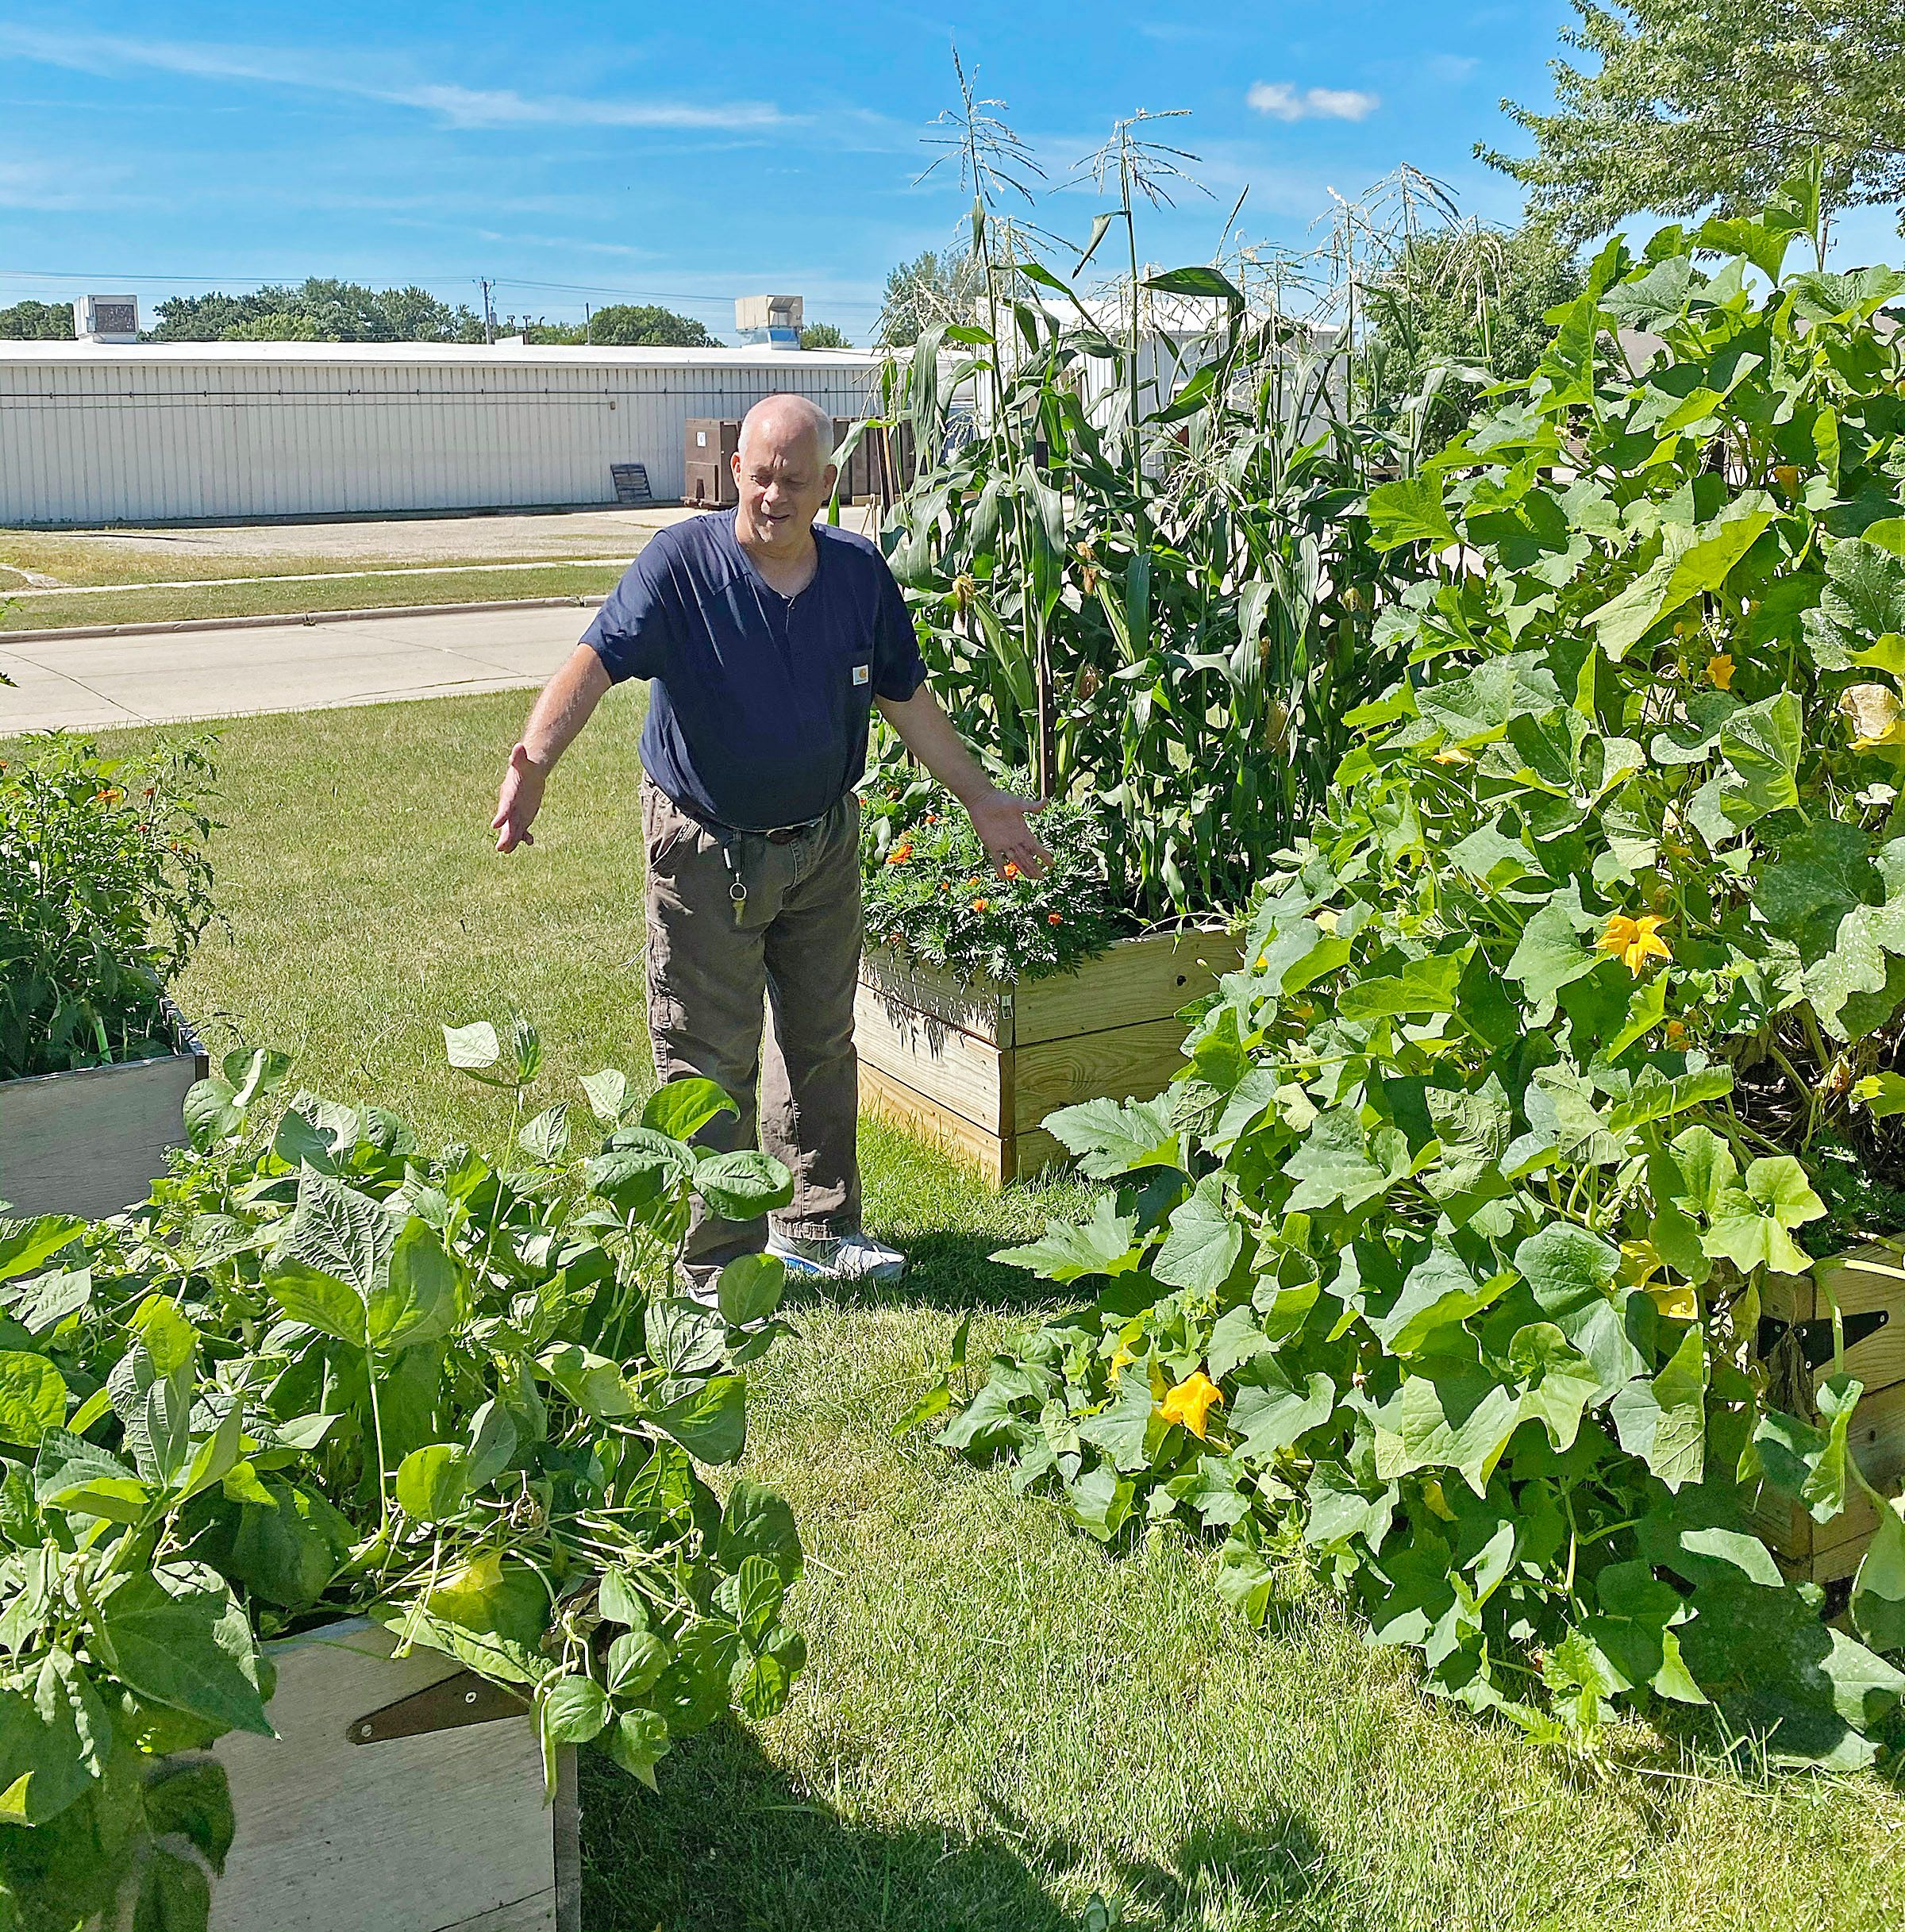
[936,178,1905,1767]
[0,1025,803,1929]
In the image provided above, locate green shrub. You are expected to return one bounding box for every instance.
[937,178,1905,1768]
[0,1033,802,1927]
[0,735,217,1082]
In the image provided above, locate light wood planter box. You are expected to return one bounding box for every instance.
[0,1002,206,1220]
[209,1617,579,1932]
[855,929,1241,1183]
[1746,1241,1905,1586]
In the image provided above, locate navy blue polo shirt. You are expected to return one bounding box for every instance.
[581,512,928,833]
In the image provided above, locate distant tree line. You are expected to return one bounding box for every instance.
[0,280,723,345]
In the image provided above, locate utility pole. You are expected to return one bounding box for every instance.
[476,278,496,344]
[585,302,592,345]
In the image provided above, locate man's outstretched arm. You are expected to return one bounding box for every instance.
[494,645,613,852]
[875,685,1052,880]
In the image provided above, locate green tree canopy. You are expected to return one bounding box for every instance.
[876,247,985,347]
[799,321,852,349]
[1484,1,1905,242]
[0,299,75,340]
[583,303,719,348]
[148,279,479,342]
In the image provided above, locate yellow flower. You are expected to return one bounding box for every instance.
[1664,1018,1688,1049]
[1773,464,1800,492]
[1430,745,1473,765]
[1160,1370,1224,1440]
[1597,911,1672,975]
[1842,682,1905,750]
[1648,1280,1700,1322]
[1707,652,1734,690]
[1108,1342,1135,1384]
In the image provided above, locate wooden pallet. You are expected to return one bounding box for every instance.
[209,1618,578,1932]
[1745,1241,1905,1585]
[854,929,1240,1183]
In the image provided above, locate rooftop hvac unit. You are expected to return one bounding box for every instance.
[73,295,138,343]
[735,294,802,350]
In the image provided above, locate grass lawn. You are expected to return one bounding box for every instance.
[27,691,1905,1930]
[0,562,625,632]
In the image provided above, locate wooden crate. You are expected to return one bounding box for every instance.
[1745,1241,1905,1585]
[0,1000,206,1219]
[210,1617,579,1932]
[855,929,1241,1183]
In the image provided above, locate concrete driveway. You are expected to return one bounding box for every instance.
[0,602,594,733]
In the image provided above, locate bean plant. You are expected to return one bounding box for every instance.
[0,1024,802,1929]
[933,175,1905,1767]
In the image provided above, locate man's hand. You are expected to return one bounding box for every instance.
[968,788,1052,881]
[493,743,548,853]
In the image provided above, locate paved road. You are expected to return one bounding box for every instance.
[0,603,594,733]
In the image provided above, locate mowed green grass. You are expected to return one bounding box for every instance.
[0,564,623,632]
[34,692,1905,1932]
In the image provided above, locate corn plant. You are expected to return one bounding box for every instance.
[870,89,1446,926]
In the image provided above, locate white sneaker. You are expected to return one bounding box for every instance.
[766,1228,907,1284]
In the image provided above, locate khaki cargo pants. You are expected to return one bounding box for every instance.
[641,776,863,1276]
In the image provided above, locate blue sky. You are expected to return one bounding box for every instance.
[1,3,1897,339]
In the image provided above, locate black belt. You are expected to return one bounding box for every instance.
[664,788,831,846]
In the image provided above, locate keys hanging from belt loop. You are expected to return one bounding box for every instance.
[718,833,748,926]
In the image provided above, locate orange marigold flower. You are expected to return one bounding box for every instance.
[1160,1371,1224,1441]
[1003,861,1021,879]
[1707,652,1735,691]
[884,842,913,866]
[965,876,981,890]
[1049,912,1062,926]
[939,881,951,892]
[971,898,989,913]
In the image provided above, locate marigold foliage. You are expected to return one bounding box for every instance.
[943,189,1905,1765]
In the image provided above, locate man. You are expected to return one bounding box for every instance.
[492,393,1049,1287]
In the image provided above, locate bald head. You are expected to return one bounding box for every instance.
[738,392,835,469]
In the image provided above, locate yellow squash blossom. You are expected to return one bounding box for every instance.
[1108,1342,1135,1384]
[1597,912,1672,975]
[1160,1371,1224,1440]
[1707,652,1734,690]
[1842,682,1905,750]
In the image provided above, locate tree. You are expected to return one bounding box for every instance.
[1484,0,1905,242]
[876,247,986,346]
[1363,222,1584,443]
[148,279,478,342]
[584,303,719,348]
[799,321,852,350]
[0,299,75,339]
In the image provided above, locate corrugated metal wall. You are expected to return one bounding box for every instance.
[0,352,880,525]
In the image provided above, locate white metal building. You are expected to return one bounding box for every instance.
[0,340,883,525]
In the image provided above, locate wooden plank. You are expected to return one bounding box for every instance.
[1761,1241,1905,1396]
[1013,929,1241,1047]
[858,1061,1005,1183]
[859,946,1009,1047]
[1006,1126,1067,1183]
[853,983,1006,1134]
[1011,1018,1191,1137]
[210,1618,560,1932]
[1744,1380,1905,1577]
[0,1049,199,1220]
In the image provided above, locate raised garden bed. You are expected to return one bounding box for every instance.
[855,929,1241,1183]
[0,998,206,1218]
[1749,1241,1905,1586]
[208,1617,577,1932]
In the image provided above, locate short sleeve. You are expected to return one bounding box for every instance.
[581,545,677,683]
[871,560,928,702]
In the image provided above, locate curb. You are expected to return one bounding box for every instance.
[2,594,609,646]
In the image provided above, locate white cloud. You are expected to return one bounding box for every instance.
[1246,81,1380,124]
[0,25,793,132]
[1426,54,1480,84]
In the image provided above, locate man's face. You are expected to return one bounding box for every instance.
[733,419,835,554]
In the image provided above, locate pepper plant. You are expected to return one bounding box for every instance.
[934,177,1905,1766]
[0,1024,803,1928]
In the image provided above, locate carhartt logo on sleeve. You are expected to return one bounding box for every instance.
[852,664,871,685]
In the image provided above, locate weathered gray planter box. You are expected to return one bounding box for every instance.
[210,1617,579,1932]
[0,1002,206,1219]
